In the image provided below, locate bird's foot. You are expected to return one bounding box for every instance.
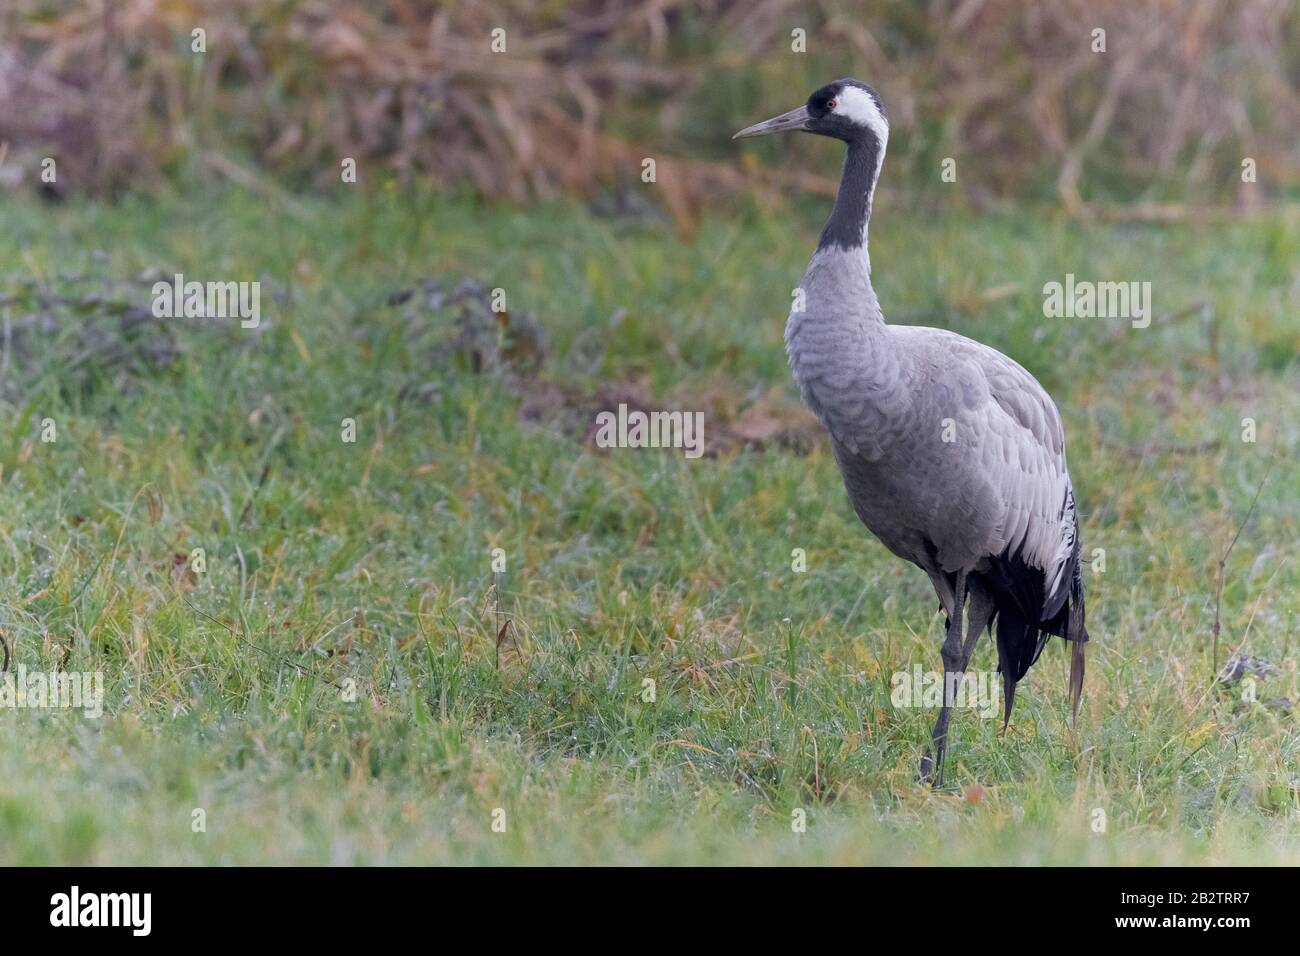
[917,750,935,785]
[918,748,948,788]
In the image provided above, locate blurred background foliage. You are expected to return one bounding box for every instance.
[0,0,1297,225]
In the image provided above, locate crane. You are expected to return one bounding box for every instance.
[735,79,1089,783]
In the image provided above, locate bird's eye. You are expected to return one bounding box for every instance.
[827,98,837,110]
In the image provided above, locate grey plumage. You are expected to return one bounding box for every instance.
[738,79,1088,783]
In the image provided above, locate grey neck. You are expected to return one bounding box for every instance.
[789,131,908,453]
[817,137,881,253]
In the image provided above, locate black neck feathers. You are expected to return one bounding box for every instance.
[817,136,880,252]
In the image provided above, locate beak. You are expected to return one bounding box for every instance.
[732,105,810,140]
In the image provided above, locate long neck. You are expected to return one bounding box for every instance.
[789,133,910,454]
[818,136,882,254]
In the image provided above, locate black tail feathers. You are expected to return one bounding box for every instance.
[1066,563,1087,720]
[991,555,1089,728]
[994,610,1049,730]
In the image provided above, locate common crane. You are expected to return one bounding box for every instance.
[735,79,1088,783]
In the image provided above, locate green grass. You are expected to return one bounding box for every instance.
[0,186,1297,864]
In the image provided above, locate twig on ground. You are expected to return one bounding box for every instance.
[184,598,344,691]
[1211,456,1275,675]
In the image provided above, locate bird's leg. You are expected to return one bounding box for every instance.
[960,586,997,744]
[922,570,967,787]
[961,586,996,672]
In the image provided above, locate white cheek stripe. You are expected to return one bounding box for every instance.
[833,86,889,148]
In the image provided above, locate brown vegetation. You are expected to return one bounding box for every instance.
[1,0,1295,221]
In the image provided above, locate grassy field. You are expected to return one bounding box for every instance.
[0,186,1297,865]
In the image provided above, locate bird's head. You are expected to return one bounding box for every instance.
[733,79,888,149]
